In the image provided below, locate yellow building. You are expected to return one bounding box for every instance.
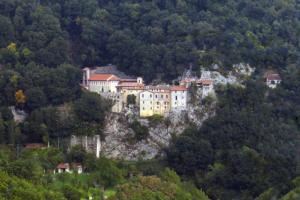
[139,86,171,117]
[117,77,144,107]
[139,91,154,117]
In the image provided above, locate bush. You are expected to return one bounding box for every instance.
[129,120,149,141]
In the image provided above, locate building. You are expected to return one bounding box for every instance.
[180,76,214,99]
[82,66,143,113]
[148,86,171,116]
[55,163,71,173]
[24,143,47,150]
[117,77,144,106]
[83,66,188,117]
[170,86,188,112]
[265,73,281,89]
[139,85,188,117]
[55,163,83,174]
[140,90,154,117]
[197,79,214,98]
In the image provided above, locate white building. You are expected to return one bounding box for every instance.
[265,73,281,89]
[54,163,83,174]
[83,68,120,93]
[170,86,187,112]
[82,67,143,113]
[197,79,214,98]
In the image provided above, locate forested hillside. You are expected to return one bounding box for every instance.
[0,0,300,200]
[0,0,299,80]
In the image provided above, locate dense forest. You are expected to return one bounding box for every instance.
[0,0,300,199]
[0,0,299,80]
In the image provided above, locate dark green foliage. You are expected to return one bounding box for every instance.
[148,114,164,127]
[129,120,149,141]
[73,92,110,124]
[0,0,298,80]
[126,94,136,105]
[167,79,300,199]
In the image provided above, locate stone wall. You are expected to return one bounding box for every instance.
[70,135,101,158]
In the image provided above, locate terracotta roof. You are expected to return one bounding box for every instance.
[89,74,120,81]
[266,74,281,81]
[57,163,70,169]
[117,82,144,89]
[145,85,171,91]
[25,143,46,149]
[171,86,187,91]
[197,79,213,85]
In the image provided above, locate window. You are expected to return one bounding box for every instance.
[142,94,144,98]
[161,95,163,98]
[175,96,178,100]
[150,94,152,98]
[166,95,168,98]
[157,102,159,105]
[143,101,145,104]
[155,95,158,98]
[143,107,145,110]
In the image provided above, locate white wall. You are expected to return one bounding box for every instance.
[88,80,119,94]
[171,90,187,111]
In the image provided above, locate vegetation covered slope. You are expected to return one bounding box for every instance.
[166,72,300,199]
[0,0,299,81]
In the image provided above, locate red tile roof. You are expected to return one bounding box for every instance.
[171,86,187,91]
[197,79,213,85]
[266,74,281,81]
[117,82,144,89]
[57,163,70,169]
[25,143,46,149]
[89,74,120,81]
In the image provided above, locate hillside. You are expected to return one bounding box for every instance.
[0,0,299,81]
[0,0,300,200]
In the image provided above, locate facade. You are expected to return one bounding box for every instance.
[148,86,171,116]
[55,163,83,174]
[83,67,143,113]
[117,78,144,106]
[180,70,214,99]
[170,86,188,112]
[55,163,71,173]
[140,91,154,117]
[83,66,188,117]
[197,79,214,98]
[265,73,281,88]
[140,85,187,117]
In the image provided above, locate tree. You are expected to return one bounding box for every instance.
[25,87,47,111]
[129,120,149,141]
[15,89,26,107]
[73,92,110,124]
[127,94,136,105]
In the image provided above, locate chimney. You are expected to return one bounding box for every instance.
[137,77,143,84]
